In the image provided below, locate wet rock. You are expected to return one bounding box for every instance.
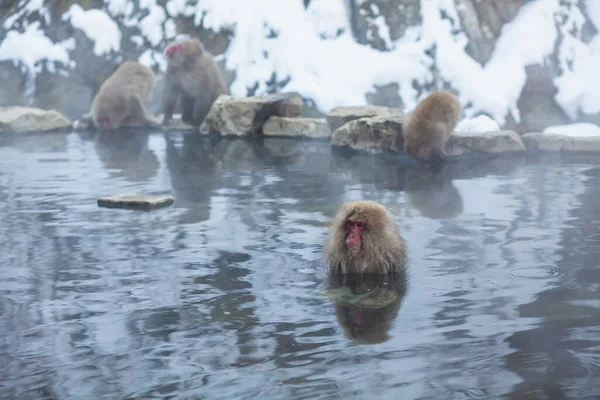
[97,194,174,210]
[263,116,331,139]
[330,115,404,153]
[447,130,526,156]
[326,105,404,132]
[202,93,304,136]
[0,106,71,133]
[522,132,600,152]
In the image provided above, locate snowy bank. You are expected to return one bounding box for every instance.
[0,0,599,132]
[523,123,600,152]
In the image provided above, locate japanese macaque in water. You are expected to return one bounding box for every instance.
[403,91,461,163]
[325,200,407,274]
[162,38,229,128]
[90,61,158,130]
[327,272,407,344]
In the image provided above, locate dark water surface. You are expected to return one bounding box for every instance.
[1,131,600,399]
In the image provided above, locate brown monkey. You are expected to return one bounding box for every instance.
[90,61,158,130]
[325,201,407,274]
[403,91,461,163]
[162,38,229,127]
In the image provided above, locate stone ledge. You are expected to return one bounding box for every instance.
[447,130,526,156]
[522,132,600,152]
[263,116,331,139]
[326,105,404,132]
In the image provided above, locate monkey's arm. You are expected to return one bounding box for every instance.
[180,94,195,125]
[162,72,179,125]
[191,91,214,127]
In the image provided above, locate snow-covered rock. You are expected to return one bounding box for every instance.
[263,116,330,139]
[522,123,600,152]
[330,115,404,153]
[0,106,71,133]
[447,130,526,156]
[326,105,404,132]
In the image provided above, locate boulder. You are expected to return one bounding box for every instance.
[330,116,404,153]
[326,105,404,132]
[446,130,526,156]
[263,116,331,139]
[522,132,600,152]
[0,106,71,133]
[202,93,304,136]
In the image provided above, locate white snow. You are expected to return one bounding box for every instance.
[553,0,600,119]
[456,115,501,133]
[0,0,599,131]
[0,22,71,72]
[138,0,167,46]
[63,4,121,56]
[543,122,600,137]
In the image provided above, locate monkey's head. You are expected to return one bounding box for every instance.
[165,39,204,68]
[95,92,128,130]
[335,201,396,255]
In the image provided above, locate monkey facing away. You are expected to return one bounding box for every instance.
[162,38,229,128]
[90,61,158,130]
[325,201,407,274]
[403,91,461,163]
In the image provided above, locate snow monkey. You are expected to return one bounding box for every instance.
[403,91,461,163]
[325,201,407,274]
[161,38,230,128]
[90,61,158,130]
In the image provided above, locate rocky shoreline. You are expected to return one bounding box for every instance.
[2,94,600,156]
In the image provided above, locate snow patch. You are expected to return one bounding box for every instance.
[63,4,121,56]
[456,115,501,133]
[0,22,71,72]
[543,123,600,137]
[554,0,600,119]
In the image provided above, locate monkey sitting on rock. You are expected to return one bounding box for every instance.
[402,91,461,164]
[325,201,407,274]
[89,61,159,131]
[161,38,230,128]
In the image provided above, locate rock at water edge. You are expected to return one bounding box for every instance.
[330,116,404,153]
[97,194,174,210]
[326,105,404,132]
[0,106,71,133]
[447,130,526,156]
[263,116,331,139]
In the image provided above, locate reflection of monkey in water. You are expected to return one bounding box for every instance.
[404,166,464,220]
[325,201,407,274]
[403,91,461,164]
[90,61,158,130]
[162,38,229,128]
[327,273,407,344]
[94,131,159,182]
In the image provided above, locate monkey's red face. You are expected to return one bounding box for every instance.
[98,117,112,130]
[345,219,366,251]
[166,43,185,57]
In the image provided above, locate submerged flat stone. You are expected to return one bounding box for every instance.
[97,194,174,210]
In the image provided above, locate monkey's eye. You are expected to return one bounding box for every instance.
[347,220,366,230]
